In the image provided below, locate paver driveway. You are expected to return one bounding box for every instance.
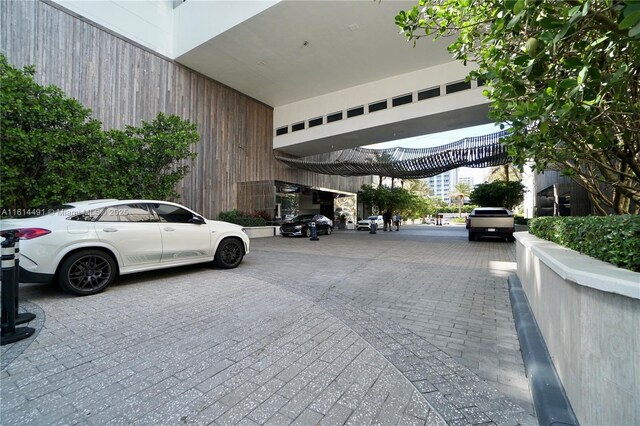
[1,224,535,425]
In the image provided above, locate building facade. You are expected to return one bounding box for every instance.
[427,170,458,204]
[1,0,372,220]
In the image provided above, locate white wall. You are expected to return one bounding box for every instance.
[273,61,488,152]
[173,0,279,58]
[521,163,536,218]
[55,0,175,57]
[516,233,640,426]
[274,61,475,128]
[54,0,280,59]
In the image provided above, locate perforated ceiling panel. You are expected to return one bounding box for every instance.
[275,130,510,179]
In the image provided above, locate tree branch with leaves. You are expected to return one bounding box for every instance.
[0,55,199,209]
[397,0,640,214]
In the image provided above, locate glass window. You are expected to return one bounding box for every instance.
[149,203,195,223]
[97,204,155,222]
[69,208,104,221]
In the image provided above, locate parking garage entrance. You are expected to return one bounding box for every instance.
[237,180,356,225]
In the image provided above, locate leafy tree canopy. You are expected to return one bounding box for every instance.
[359,184,469,218]
[0,55,199,210]
[470,181,526,210]
[397,0,640,214]
[358,184,416,215]
[0,55,105,208]
[102,113,198,200]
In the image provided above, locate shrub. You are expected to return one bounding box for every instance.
[251,210,271,222]
[218,209,267,227]
[514,216,529,225]
[470,181,525,210]
[1,56,199,208]
[528,215,640,272]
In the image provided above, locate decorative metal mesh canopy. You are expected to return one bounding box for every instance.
[275,130,511,179]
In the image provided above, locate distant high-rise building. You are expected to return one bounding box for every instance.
[427,169,458,203]
[458,176,474,187]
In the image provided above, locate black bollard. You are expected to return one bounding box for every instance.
[309,221,319,241]
[1,231,35,345]
[369,219,377,234]
[13,238,35,325]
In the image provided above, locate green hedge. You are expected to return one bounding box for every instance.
[218,209,267,227]
[528,215,640,272]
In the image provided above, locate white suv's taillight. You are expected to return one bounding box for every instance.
[6,228,52,240]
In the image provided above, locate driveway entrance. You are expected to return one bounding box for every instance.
[1,225,534,425]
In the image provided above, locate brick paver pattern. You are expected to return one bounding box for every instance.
[1,225,535,425]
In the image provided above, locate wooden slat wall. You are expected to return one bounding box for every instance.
[1,0,370,219]
[237,181,276,216]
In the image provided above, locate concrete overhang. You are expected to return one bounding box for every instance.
[173,0,455,108]
[274,87,491,157]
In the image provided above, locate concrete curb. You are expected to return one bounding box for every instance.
[508,275,580,426]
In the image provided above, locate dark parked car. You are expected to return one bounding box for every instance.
[280,214,334,237]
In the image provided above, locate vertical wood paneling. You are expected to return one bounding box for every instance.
[2,0,370,219]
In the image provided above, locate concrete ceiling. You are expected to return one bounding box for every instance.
[175,0,456,108]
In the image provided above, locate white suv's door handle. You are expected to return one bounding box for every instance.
[164,227,175,232]
[103,228,118,232]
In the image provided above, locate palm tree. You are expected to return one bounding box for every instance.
[372,151,394,188]
[488,163,521,182]
[449,182,472,217]
[405,179,433,197]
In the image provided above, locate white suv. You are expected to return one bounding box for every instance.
[0,200,250,296]
[356,215,384,230]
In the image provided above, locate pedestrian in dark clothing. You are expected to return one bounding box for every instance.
[383,210,392,231]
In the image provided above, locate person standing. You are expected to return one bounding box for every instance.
[394,213,402,231]
[383,210,392,231]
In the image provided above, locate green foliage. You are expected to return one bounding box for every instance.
[529,215,640,272]
[359,184,471,218]
[488,164,522,183]
[405,196,446,218]
[218,209,267,227]
[470,181,526,209]
[0,55,199,208]
[439,204,475,215]
[514,216,529,225]
[358,184,417,215]
[0,54,105,208]
[450,182,472,216]
[102,113,198,200]
[397,1,640,214]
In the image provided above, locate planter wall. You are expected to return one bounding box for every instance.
[515,232,639,426]
[243,226,280,238]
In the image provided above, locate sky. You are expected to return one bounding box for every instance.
[364,122,504,184]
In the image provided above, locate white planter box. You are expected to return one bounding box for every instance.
[515,232,639,426]
[242,226,279,238]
